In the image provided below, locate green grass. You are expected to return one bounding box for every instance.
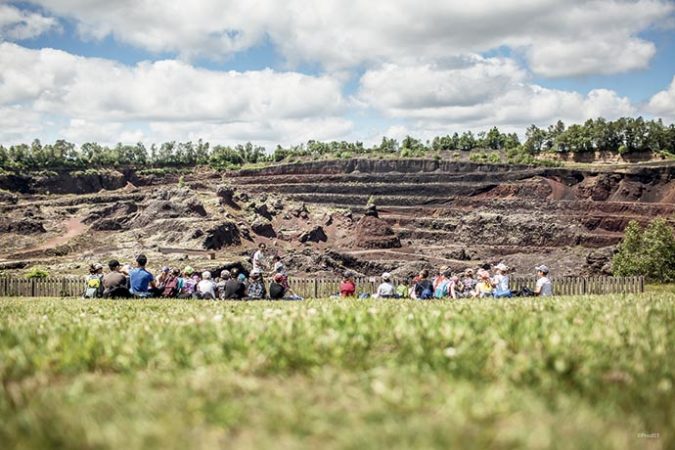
[1,294,673,449]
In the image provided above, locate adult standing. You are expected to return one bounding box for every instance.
[252,243,268,273]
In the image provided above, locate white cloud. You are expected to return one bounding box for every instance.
[27,0,674,76]
[0,42,350,145]
[358,58,636,130]
[0,105,44,142]
[647,76,675,121]
[0,3,59,40]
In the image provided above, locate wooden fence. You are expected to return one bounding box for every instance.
[0,275,644,298]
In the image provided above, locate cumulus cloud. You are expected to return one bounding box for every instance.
[27,0,674,76]
[357,58,636,129]
[0,42,350,145]
[647,76,675,121]
[0,3,59,40]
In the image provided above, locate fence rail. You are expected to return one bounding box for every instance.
[0,275,644,298]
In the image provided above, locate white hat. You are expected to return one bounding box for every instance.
[494,263,508,272]
[94,263,103,270]
[382,272,391,280]
[202,271,211,279]
[535,265,550,274]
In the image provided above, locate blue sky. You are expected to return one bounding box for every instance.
[1,0,674,146]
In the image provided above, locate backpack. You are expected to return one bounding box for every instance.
[83,275,102,298]
[162,275,179,297]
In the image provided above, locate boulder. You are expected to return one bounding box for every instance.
[203,222,242,250]
[364,204,379,218]
[251,220,277,238]
[299,226,328,243]
[354,216,401,249]
[216,185,238,208]
[291,203,310,219]
[254,203,274,220]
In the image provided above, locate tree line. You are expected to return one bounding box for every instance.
[1,117,673,172]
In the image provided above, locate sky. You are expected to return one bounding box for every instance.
[1,0,675,148]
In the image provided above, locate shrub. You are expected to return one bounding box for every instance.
[613,218,675,282]
[24,267,49,279]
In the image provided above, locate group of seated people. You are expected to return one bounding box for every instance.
[339,263,553,299]
[84,252,299,300]
[84,249,552,300]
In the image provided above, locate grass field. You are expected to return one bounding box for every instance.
[1,294,673,450]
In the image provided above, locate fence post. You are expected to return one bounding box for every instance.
[313,279,318,299]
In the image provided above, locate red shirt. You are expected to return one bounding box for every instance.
[339,280,356,297]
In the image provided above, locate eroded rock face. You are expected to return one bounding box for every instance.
[90,218,125,231]
[83,202,138,225]
[133,188,208,228]
[0,219,46,234]
[354,216,401,249]
[300,226,327,243]
[203,222,241,249]
[0,190,18,204]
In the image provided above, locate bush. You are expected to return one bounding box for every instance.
[488,152,501,164]
[613,218,675,282]
[24,267,49,279]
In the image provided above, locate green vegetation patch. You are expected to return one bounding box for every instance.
[0,295,673,449]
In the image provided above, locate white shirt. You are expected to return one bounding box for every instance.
[376,282,395,298]
[197,280,216,298]
[273,261,286,274]
[253,250,265,271]
[536,276,553,296]
[493,274,510,292]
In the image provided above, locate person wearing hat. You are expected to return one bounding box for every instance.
[460,269,477,298]
[196,271,217,299]
[474,269,493,298]
[269,273,287,299]
[247,269,266,300]
[535,265,553,297]
[178,266,197,298]
[492,262,512,298]
[103,259,130,298]
[374,272,395,299]
[216,270,230,299]
[339,271,356,297]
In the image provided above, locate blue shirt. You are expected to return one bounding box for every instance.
[130,268,154,294]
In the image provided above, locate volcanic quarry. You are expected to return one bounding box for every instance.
[0,159,673,278]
